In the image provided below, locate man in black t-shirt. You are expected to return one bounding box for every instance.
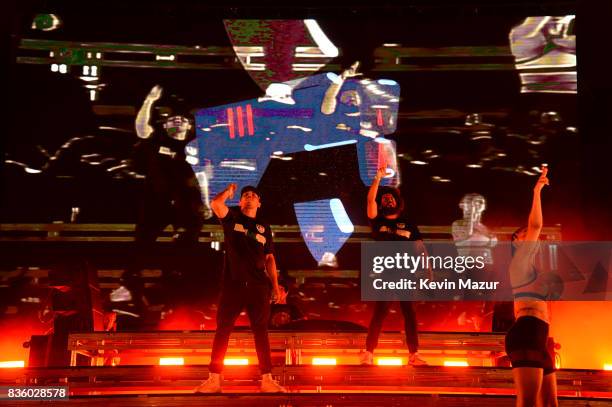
[360,167,429,366]
[120,85,206,313]
[133,85,207,246]
[195,184,287,393]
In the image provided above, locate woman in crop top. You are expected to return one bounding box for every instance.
[505,165,557,407]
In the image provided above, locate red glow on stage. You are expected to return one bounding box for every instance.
[376,357,403,366]
[156,306,208,330]
[312,357,336,365]
[0,318,47,369]
[223,358,249,365]
[159,357,184,366]
[550,302,612,369]
[0,360,25,368]
[443,360,469,367]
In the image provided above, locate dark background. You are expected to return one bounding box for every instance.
[1,0,611,337]
[2,0,609,240]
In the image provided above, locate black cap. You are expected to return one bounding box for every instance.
[154,93,193,123]
[241,185,261,199]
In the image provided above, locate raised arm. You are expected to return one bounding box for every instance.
[525,166,549,241]
[135,85,162,139]
[210,183,237,219]
[321,61,361,115]
[367,166,386,219]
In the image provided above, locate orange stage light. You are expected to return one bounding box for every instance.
[312,357,337,365]
[604,364,612,371]
[0,361,25,368]
[376,357,403,366]
[223,358,249,366]
[443,360,469,367]
[159,357,184,366]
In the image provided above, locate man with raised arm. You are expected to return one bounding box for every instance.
[195,183,286,393]
[119,85,206,311]
[360,166,429,366]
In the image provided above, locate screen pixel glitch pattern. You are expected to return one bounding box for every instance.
[186,72,401,207]
[224,20,337,91]
[509,15,576,93]
[294,198,354,264]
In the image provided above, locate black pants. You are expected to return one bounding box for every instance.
[366,301,419,354]
[209,281,272,374]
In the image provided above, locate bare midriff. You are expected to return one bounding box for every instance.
[514,300,549,323]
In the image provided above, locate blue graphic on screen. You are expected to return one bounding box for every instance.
[294,198,354,266]
[186,72,401,206]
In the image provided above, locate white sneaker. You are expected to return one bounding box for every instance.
[359,350,373,365]
[260,373,287,393]
[408,353,428,366]
[194,373,222,393]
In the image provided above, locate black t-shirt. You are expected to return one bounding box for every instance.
[220,206,274,284]
[134,127,193,166]
[135,130,197,189]
[370,214,422,242]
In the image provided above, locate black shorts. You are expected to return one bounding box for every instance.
[505,316,556,375]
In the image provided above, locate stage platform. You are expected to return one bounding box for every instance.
[1,365,611,404]
[2,331,610,405]
[66,330,510,366]
[2,392,612,407]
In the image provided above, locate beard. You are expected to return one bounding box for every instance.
[380,205,401,216]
